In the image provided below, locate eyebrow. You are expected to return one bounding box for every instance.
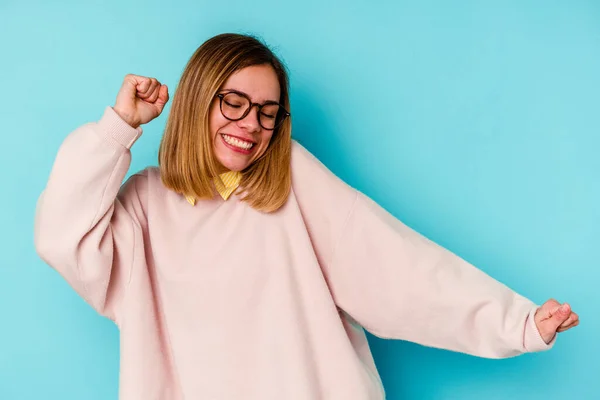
[220,88,280,105]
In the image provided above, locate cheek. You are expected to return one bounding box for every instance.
[257,131,275,154]
[209,105,228,138]
[263,131,275,145]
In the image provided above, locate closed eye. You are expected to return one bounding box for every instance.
[224,100,243,108]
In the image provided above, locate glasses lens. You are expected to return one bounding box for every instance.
[259,103,281,130]
[221,93,249,120]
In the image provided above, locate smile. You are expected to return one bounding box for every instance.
[221,134,256,151]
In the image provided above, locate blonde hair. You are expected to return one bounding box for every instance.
[158,33,292,213]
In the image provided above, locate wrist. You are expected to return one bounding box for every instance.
[112,106,139,129]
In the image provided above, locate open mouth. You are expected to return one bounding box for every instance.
[221,133,256,153]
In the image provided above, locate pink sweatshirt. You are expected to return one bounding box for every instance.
[34,106,553,399]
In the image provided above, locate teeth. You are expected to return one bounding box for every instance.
[223,134,253,150]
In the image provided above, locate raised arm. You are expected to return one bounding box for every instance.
[34,75,169,322]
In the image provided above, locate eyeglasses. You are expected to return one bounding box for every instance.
[216,90,290,131]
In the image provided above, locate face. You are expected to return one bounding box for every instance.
[209,64,281,173]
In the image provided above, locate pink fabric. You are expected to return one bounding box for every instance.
[34,106,553,399]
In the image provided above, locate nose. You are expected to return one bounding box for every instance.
[236,105,261,133]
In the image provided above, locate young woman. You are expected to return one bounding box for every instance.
[34,33,579,399]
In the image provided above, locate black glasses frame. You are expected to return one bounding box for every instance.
[216,90,291,131]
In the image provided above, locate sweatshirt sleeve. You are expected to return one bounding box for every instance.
[291,141,554,359]
[34,106,147,323]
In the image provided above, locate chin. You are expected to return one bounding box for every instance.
[214,152,256,172]
[214,144,266,173]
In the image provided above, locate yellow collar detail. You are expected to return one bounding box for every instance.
[184,171,242,206]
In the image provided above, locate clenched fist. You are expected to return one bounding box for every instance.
[535,299,579,344]
[113,74,170,129]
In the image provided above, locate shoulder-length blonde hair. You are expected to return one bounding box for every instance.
[158,33,292,213]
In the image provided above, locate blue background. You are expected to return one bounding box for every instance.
[1,0,598,399]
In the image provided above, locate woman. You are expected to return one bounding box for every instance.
[34,33,579,399]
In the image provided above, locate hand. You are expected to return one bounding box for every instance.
[113,74,170,129]
[534,299,579,344]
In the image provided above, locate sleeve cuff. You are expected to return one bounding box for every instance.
[96,106,143,150]
[523,306,556,352]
